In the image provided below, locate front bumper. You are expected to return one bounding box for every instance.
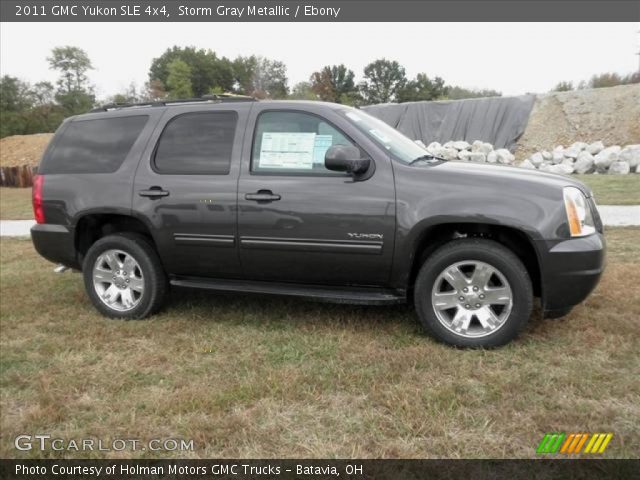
[537,232,606,316]
[31,223,79,269]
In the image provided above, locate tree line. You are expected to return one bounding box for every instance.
[3,44,637,139]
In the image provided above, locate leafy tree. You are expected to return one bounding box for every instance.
[310,64,356,103]
[166,60,193,99]
[359,59,407,104]
[551,81,574,92]
[0,76,33,112]
[397,73,448,102]
[289,82,317,100]
[47,46,93,94]
[47,46,95,114]
[233,55,288,99]
[445,86,502,100]
[583,71,640,89]
[149,46,234,97]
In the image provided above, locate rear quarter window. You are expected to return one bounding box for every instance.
[39,115,148,174]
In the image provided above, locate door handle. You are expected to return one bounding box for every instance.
[245,190,281,202]
[138,186,170,198]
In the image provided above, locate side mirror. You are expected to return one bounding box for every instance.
[324,145,371,175]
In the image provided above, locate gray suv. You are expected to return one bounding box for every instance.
[31,97,605,347]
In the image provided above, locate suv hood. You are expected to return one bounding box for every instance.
[422,160,593,197]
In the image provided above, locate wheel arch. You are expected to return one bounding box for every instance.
[74,213,159,268]
[407,222,543,300]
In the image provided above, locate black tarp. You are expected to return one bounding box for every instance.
[362,95,536,151]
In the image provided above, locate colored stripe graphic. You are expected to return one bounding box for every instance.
[538,433,613,454]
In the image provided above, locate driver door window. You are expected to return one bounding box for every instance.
[251,111,355,175]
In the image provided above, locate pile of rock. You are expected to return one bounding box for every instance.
[519,142,640,175]
[423,139,639,175]
[425,140,516,165]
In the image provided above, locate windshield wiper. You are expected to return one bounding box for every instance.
[408,154,447,166]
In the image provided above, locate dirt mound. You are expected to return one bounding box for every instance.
[514,84,640,160]
[0,133,53,168]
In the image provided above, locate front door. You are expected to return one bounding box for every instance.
[237,108,396,286]
[133,108,246,279]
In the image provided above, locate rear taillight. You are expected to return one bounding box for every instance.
[32,174,45,224]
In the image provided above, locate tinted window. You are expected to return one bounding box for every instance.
[251,111,355,175]
[154,112,237,174]
[41,116,148,174]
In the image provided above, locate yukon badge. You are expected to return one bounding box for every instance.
[348,233,383,240]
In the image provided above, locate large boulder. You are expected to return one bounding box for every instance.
[594,146,621,171]
[458,150,472,161]
[587,141,605,155]
[619,145,640,168]
[530,152,545,167]
[452,140,471,151]
[541,150,553,161]
[495,148,515,164]
[440,147,459,161]
[608,161,630,175]
[563,147,580,159]
[552,151,564,164]
[573,151,595,174]
[548,163,575,175]
[468,152,487,163]
[570,141,589,152]
[426,141,442,154]
[519,159,536,170]
[486,151,498,163]
[471,141,493,155]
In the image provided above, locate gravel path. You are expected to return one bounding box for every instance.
[2,206,638,237]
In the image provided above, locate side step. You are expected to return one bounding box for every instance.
[169,276,406,305]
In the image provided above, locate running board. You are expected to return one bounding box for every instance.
[169,276,406,305]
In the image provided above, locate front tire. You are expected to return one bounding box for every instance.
[83,233,167,319]
[414,238,533,347]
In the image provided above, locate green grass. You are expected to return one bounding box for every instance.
[0,188,33,220]
[575,175,640,205]
[1,229,639,459]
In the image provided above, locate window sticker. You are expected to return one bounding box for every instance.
[259,132,316,169]
[312,135,333,164]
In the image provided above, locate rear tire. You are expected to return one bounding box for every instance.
[414,238,533,347]
[83,233,167,319]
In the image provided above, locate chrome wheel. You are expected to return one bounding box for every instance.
[92,249,144,312]
[431,260,513,338]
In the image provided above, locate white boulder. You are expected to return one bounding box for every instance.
[563,147,580,159]
[452,140,471,151]
[552,151,564,164]
[570,141,588,152]
[530,152,545,167]
[472,141,493,155]
[587,141,605,155]
[608,161,630,175]
[519,159,536,170]
[619,145,640,168]
[486,151,498,163]
[594,146,621,170]
[441,147,459,161]
[573,152,595,174]
[541,150,553,161]
[495,148,515,164]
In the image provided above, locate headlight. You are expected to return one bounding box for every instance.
[563,187,596,237]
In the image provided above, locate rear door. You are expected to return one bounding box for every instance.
[237,105,396,286]
[132,105,249,278]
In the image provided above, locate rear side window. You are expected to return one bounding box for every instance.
[154,111,237,175]
[41,116,148,174]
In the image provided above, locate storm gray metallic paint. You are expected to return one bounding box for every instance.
[32,100,605,316]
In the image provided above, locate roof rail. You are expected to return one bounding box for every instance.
[90,94,256,112]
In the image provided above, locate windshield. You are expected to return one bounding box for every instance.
[340,108,427,163]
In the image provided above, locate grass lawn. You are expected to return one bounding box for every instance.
[576,175,640,205]
[0,188,33,220]
[0,228,638,459]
